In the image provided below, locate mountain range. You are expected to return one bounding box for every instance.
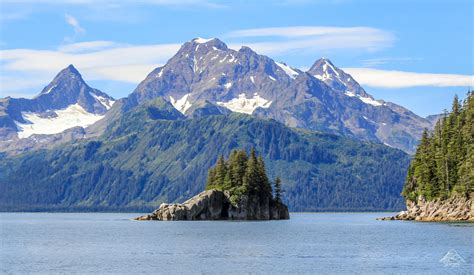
[0,37,439,211]
[1,38,433,155]
[0,97,410,211]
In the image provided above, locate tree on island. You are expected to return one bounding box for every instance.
[206,148,283,205]
[402,91,473,201]
[274,177,282,203]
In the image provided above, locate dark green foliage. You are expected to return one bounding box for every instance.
[206,149,275,204]
[0,98,411,212]
[274,177,282,203]
[403,92,473,201]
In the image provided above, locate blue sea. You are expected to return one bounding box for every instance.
[1,213,472,274]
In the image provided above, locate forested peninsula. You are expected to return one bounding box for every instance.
[383,92,473,221]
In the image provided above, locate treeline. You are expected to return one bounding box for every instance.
[403,92,473,201]
[0,101,410,212]
[206,149,282,205]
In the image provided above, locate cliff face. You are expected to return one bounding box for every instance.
[135,189,289,221]
[381,196,473,222]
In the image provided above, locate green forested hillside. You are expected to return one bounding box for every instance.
[0,98,410,212]
[403,92,473,201]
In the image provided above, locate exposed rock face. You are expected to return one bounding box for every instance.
[379,196,473,222]
[122,38,433,154]
[135,189,289,221]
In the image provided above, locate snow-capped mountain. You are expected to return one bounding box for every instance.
[0,38,434,154]
[118,38,432,153]
[0,65,114,140]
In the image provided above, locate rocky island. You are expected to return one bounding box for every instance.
[136,149,289,221]
[380,93,473,222]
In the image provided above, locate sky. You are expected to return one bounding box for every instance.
[0,0,472,117]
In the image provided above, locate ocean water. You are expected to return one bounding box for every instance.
[1,212,472,274]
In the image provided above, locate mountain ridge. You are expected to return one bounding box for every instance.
[1,38,435,154]
[116,37,433,153]
[0,98,410,212]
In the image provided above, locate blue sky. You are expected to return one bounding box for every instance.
[0,0,472,116]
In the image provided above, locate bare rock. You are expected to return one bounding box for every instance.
[378,195,473,222]
[135,189,289,221]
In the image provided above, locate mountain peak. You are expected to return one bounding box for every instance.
[54,64,83,81]
[192,37,215,44]
[190,37,227,50]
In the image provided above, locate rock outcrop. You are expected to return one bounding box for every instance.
[379,195,473,222]
[135,189,289,221]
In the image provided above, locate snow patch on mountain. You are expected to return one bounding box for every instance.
[91,93,115,110]
[216,93,272,114]
[193,37,214,44]
[43,85,57,95]
[170,94,192,114]
[359,96,382,106]
[275,62,299,79]
[314,59,341,82]
[223,82,232,89]
[16,104,104,139]
[345,91,382,107]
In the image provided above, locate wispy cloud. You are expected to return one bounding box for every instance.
[64,14,85,43]
[65,14,85,33]
[343,68,474,88]
[360,57,423,67]
[58,41,119,53]
[227,26,395,54]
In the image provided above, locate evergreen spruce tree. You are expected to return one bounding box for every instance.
[214,155,227,189]
[243,148,259,194]
[257,156,272,199]
[274,177,282,203]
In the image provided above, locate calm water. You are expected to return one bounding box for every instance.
[1,212,472,274]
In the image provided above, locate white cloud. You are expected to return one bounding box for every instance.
[360,57,423,67]
[0,42,181,96]
[65,13,85,34]
[343,68,474,88]
[58,41,119,53]
[227,26,395,54]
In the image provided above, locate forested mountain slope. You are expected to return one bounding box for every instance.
[0,98,410,212]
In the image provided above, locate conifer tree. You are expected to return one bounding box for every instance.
[274,177,282,203]
[215,155,227,188]
[257,156,272,199]
[243,148,259,194]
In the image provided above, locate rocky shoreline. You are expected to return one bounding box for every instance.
[135,189,289,221]
[378,195,473,222]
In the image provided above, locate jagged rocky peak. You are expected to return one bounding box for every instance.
[173,37,228,59]
[38,64,84,96]
[131,37,299,115]
[34,64,115,114]
[192,37,228,50]
[308,57,371,98]
[0,64,116,140]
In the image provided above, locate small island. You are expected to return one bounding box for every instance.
[381,93,473,222]
[136,149,289,221]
